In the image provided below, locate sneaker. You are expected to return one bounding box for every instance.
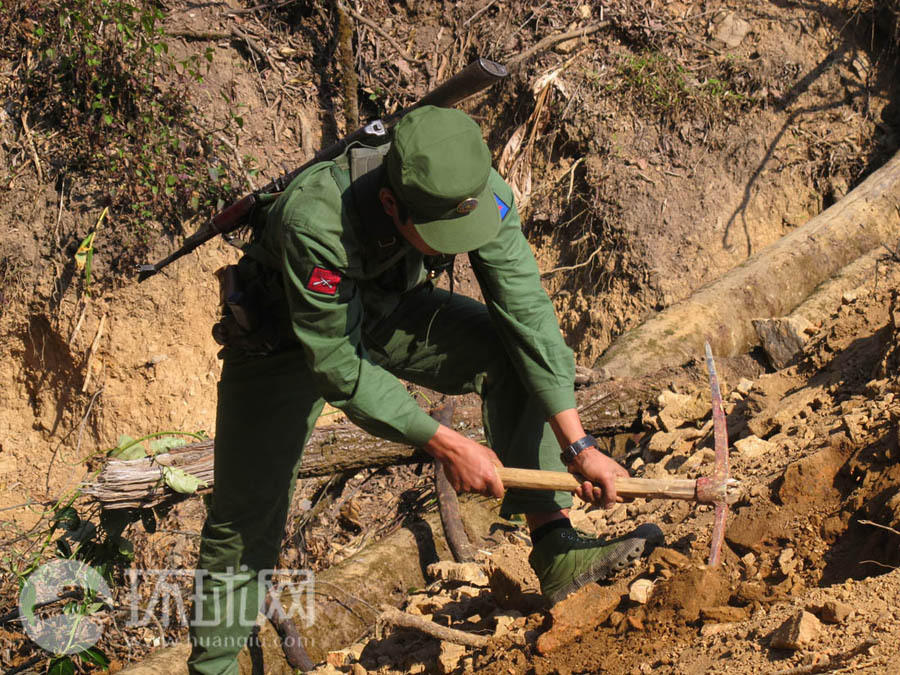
[529,523,664,604]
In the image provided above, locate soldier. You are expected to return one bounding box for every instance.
[188,105,661,674]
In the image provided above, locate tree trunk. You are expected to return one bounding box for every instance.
[594,150,900,379]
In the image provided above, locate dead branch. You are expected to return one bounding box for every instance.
[336,0,416,63]
[507,22,606,71]
[379,605,489,648]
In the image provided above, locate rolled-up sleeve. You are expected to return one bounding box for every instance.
[469,171,576,417]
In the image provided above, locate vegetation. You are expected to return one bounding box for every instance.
[0,0,242,279]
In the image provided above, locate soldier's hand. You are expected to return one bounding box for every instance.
[424,425,504,499]
[569,447,629,509]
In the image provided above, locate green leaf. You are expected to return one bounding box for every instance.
[110,435,148,460]
[118,537,135,559]
[162,466,207,494]
[52,506,81,531]
[80,646,110,667]
[148,436,187,454]
[48,657,76,675]
[74,231,96,271]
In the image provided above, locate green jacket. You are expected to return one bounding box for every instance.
[256,156,576,447]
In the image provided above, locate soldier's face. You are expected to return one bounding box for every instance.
[378,187,439,255]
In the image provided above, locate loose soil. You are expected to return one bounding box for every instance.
[1,0,899,673]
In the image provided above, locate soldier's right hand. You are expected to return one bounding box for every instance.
[424,425,505,499]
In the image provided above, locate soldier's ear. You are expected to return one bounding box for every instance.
[378,187,398,218]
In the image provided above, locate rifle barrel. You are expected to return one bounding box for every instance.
[137,58,508,282]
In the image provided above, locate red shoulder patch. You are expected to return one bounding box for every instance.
[307,267,341,295]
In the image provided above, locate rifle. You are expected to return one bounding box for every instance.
[137,58,508,282]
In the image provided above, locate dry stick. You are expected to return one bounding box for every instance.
[215,133,256,192]
[430,403,476,563]
[20,111,43,182]
[858,519,900,536]
[379,606,489,648]
[82,314,106,393]
[506,22,606,71]
[337,0,416,63]
[336,3,359,130]
[264,590,315,672]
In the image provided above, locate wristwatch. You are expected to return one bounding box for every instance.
[560,434,598,466]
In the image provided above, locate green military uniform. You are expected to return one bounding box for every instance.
[188,109,576,674]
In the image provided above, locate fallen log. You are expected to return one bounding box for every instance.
[83,360,739,510]
[594,150,900,379]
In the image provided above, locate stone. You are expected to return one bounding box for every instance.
[677,448,715,474]
[778,548,797,576]
[629,579,654,604]
[326,650,349,667]
[577,4,592,19]
[348,642,366,661]
[734,435,775,459]
[752,316,814,369]
[437,642,467,675]
[648,547,690,573]
[701,605,749,623]
[427,561,489,586]
[842,413,867,445]
[492,609,523,636]
[487,548,543,612]
[819,599,853,624]
[657,391,709,431]
[770,610,822,650]
[710,12,751,48]
[700,623,732,637]
[536,582,625,654]
[351,665,368,675]
[842,290,859,304]
[737,378,754,395]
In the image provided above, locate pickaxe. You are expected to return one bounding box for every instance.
[496,342,736,566]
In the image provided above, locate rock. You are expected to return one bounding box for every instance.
[492,609,523,636]
[351,664,368,675]
[842,413,867,445]
[770,610,822,650]
[608,610,625,627]
[607,504,628,524]
[657,391,709,431]
[536,582,625,654]
[700,623,732,637]
[733,435,775,459]
[427,561,488,586]
[487,546,543,612]
[778,548,797,576]
[677,448,715,474]
[710,12,751,47]
[737,378,754,395]
[752,316,814,369]
[701,605,749,623]
[842,290,859,304]
[819,599,853,624]
[629,579,654,604]
[577,4,592,19]
[326,650,349,667]
[437,642,467,675]
[314,664,341,675]
[648,547,691,571]
[348,642,366,661]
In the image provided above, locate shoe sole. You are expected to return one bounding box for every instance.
[548,523,664,604]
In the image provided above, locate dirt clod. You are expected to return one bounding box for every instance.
[536,582,626,655]
[770,610,822,650]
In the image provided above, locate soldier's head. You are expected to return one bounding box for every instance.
[378,106,501,255]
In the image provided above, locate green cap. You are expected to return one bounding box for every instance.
[386,106,501,254]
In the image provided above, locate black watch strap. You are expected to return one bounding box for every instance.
[560,434,597,465]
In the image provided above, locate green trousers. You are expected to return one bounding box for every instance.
[187,286,571,674]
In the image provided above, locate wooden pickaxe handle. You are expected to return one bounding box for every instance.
[496,467,708,502]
